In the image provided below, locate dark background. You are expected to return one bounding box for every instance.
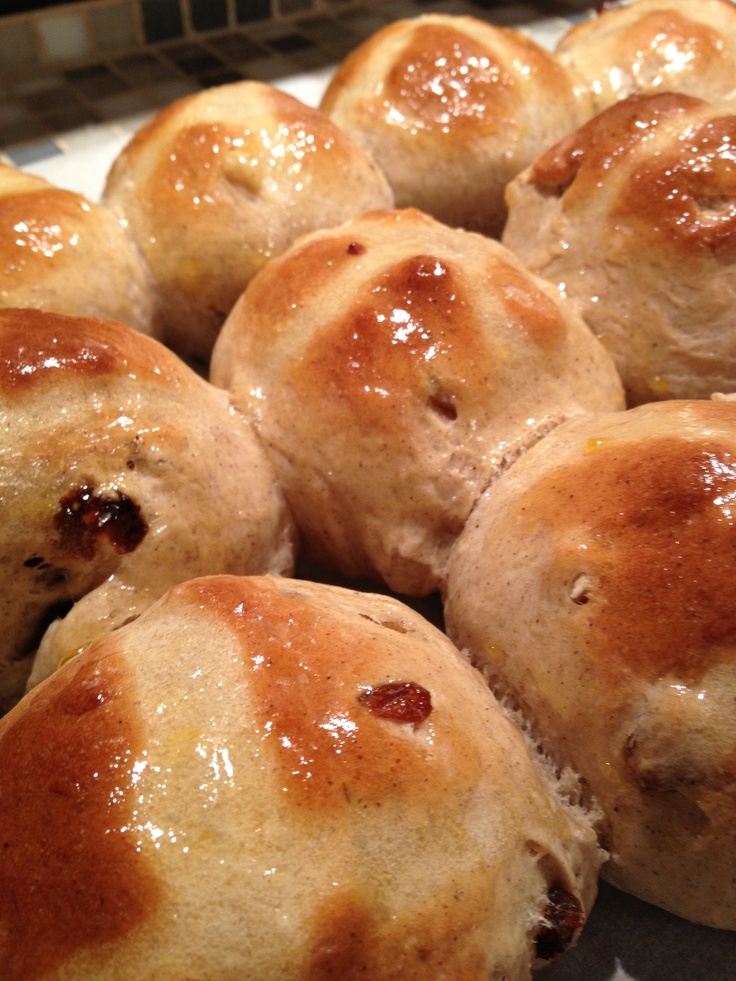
[3,0,93,12]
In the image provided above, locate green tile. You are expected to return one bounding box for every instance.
[0,19,38,72]
[91,2,141,53]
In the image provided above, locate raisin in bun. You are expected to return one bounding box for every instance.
[556,0,736,116]
[444,399,736,930]
[0,308,295,712]
[0,573,604,980]
[319,14,590,239]
[0,164,160,337]
[502,92,736,406]
[102,80,393,365]
[210,208,624,599]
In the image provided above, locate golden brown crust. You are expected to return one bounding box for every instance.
[320,14,590,238]
[0,308,296,711]
[355,21,519,137]
[502,93,736,405]
[103,80,394,364]
[445,399,736,929]
[0,164,160,338]
[556,0,736,114]
[211,208,623,597]
[0,307,175,392]
[0,574,603,979]
[0,646,161,980]
[515,425,736,684]
[530,91,703,198]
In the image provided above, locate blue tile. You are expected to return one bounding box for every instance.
[7,139,63,167]
[235,0,271,25]
[141,0,184,44]
[191,0,229,32]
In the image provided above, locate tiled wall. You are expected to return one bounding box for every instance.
[1,0,353,75]
[1,0,593,75]
[0,0,594,165]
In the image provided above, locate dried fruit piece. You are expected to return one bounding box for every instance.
[54,485,147,559]
[357,682,431,725]
[535,885,585,961]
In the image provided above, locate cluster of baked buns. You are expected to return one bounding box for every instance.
[1,0,735,976]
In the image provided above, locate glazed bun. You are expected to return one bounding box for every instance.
[103,80,394,364]
[502,92,736,406]
[445,398,736,930]
[319,14,590,238]
[0,308,295,712]
[0,573,604,980]
[210,208,623,598]
[556,0,736,115]
[0,163,160,337]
